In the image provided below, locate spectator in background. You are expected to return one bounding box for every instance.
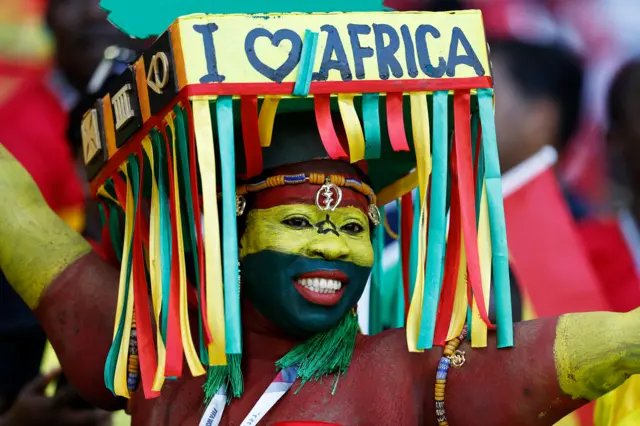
[491,39,584,177]
[573,60,640,314]
[607,60,640,225]
[590,59,640,426]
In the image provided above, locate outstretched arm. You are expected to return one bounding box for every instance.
[437,309,640,425]
[0,144,123,410]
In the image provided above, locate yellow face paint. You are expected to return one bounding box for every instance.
[0,144,91,309]
[554,310,640,401]
[240,204,373,267]
[239,203,374,335]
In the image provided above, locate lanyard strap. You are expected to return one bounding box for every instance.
[199,366,299,426]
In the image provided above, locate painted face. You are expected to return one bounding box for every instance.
[239,198,374,336]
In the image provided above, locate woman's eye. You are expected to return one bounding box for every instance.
[282,217,313,229]
[341,222,364,235]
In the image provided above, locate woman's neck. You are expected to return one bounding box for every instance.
[241,299,301,361]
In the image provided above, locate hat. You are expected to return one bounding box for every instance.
[81,0,513,400]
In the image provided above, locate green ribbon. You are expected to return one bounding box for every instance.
[150,129,172,346]
[173,106,208,365]
[104,155,141,394]
[362,93,382,159]
[477,88,514,348]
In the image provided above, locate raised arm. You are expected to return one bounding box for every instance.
[437,310,640,425]
[0,144,123,410]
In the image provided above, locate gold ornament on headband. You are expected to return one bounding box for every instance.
[368,205,381,227]
[236,195,247,216]
[315,177,342,212]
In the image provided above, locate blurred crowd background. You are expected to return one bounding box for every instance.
[2,0,640,425]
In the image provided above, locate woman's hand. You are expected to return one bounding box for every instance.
[0,370,111,426]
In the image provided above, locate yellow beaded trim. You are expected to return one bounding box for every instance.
[434,326,468,426]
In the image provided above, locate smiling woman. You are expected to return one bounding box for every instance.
[241,199,374,335]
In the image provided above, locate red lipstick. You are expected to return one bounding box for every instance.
[293,270,348,306]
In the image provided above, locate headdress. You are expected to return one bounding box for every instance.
[82,0,514,400]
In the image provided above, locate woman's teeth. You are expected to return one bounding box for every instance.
[297,278,343,294]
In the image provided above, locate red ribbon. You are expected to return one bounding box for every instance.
[386,93,410,152]
[453,91,492,328]
[132,148,160,399]
[240,96,263,179]
[98,199,117,266]
[433,163,462,346]
[161,126,184,378]
[314,95,348,160]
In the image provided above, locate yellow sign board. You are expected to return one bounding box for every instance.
[175,11,490,87]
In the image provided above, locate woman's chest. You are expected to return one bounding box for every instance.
[130,372,422,426]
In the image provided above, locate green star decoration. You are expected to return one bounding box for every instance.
[100,0,390,39]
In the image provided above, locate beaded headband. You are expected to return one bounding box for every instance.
[235,173,381,225]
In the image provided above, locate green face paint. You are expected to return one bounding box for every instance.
[240,204,373,336]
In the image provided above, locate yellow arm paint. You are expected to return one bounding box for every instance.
[554,309,640,401]
[0,144,91,309]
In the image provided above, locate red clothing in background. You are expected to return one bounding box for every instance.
[0,72,85,215]
[578,217,640,313]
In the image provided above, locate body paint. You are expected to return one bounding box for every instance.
[0,145,91,309]
[554,309,640,401]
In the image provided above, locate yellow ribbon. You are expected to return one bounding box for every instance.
[113,166,135,398]
[406,93,432,352]
[167,116,206,377]
[98,186,119,206]
[376,170,419,207]
[337,93,365,163]
[471,181,492,347]
[141,138,167,391]
[258,95,281,147]
[192,98,227,366]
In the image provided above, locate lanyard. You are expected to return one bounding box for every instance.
[199,365,299,426]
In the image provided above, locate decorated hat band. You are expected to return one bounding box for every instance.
[234,173,381,225]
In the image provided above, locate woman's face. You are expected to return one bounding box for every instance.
[239,162,374,337]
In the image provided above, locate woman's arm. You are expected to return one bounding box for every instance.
[432,310,640,425]
[0,144,122,410]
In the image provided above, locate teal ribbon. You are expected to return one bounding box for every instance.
[104,155,140,394]
[417,90,448,350]
[150,129,172,346]
[293,30,319,97]
[477,88,514,348]
[362,93,382,159]
[216,96,242,355]
[369,208,385,335]
[408,189,420,301]
[393,200,405,328]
